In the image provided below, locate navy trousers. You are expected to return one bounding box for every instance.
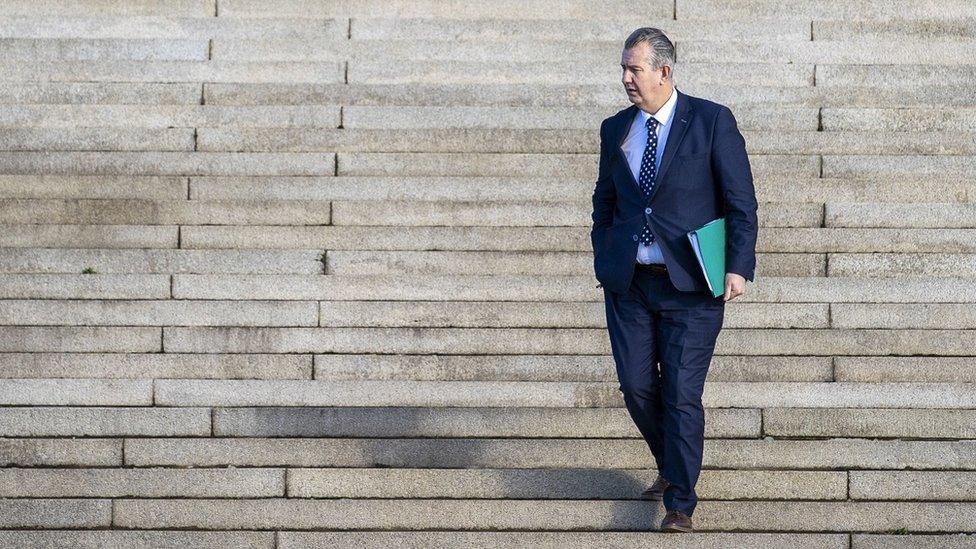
[603,263,725,517]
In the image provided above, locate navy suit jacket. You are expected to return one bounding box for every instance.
[590,88,759,295]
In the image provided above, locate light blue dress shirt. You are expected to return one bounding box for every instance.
[619,86,679,265]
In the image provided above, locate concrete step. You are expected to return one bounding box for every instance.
[0,406,211,436]
[281,467,838,500]
[159,325,976,355]
[818,63,976,88]
[0,405,758,438]
[0,352,311,380]
[353,16,811,41]
[835,356,976,382]
[333,152,816,177]
[0,175,187,199]
[9,196,837,228]
[0,466,283,497]
[185,175,976,203]
[680,39,976,65]
[212,38,637,62]
[0,151,335,176]
[0,37,207,60]
[108,497,976,531]
[0,273,170,298]
[0,378,152,404]
[0,167,958,203]
[318,300,976,330]
[764,408,976,438]
[313,353,831,382]
[831,303,976,328]
[0,352,828,382]
[326,200,817,227]
[286,531,947,549]
[0,60,344,83]
[824,155,976,179]
[827,203,976,228]
[0,104,341,127]
[0,299,318,326]
[813,18,976,40]
[197,128,976,155]
[823,107,976,131]
[317,353,976,383]
[0,498,108,528]
[11,299,828,329]
[91,436,976,469]
[173,226,976,253]
[676,0,975,19]
[0,127,193,151]
[850,471,976,501]
[203,81,976,107]
[213,406,758,438]
[308,300,820,328]
[759,228,976,253]
[0,81,201,104]
[0,529,959,548]
[0,247,322,274]
[0,15,346,39]
[205,37,976,65]
[0,326,161,352]
[348,60,814,86]
[168,274,976,301]
[218,405,976,440]
[324,250,976,278]
[0,530,270,549]
[218,0,672,19]
[5,126,976,155]
[0,0,214,17]
[0,224,177,248]
[0,150,809,176]
[337,105,815,130]
[320,250,825,277]
[1,352,972,384]
[149,379,976,408]
[0,198,332,224]
[173,200,961,229]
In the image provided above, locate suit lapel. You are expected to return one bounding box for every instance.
[613,105,641,195]
[611,89,694,202]
[650,89,692,200]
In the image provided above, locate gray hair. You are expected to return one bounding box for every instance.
[624,27,676,81]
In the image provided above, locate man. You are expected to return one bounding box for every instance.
[590,27,758,533]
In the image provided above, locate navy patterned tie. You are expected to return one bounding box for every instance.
[638,116,659,245]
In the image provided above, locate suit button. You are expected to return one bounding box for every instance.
[645,207,652,214]
[632,235,638,241]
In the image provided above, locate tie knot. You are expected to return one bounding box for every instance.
[646,117,659,129]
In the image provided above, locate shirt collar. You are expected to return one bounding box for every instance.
[638,86,678,128]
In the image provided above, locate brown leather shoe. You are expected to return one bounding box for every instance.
[639,474,670,500]
[661,509,693,533]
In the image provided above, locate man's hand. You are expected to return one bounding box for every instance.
[723,272,746,302]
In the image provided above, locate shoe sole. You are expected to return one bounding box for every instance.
[640,482,670,500]
[661,523,693,533]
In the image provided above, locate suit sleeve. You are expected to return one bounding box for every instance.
[711,105,759,282]
[590,118,615,251]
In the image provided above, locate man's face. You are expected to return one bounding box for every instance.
[621,42,669,110]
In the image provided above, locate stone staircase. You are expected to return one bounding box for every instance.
[1,0,975,547]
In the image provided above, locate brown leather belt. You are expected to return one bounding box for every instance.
[636,263,668,275]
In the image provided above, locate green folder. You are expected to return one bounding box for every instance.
[686,217,726,298]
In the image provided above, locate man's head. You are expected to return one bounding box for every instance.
[621,27,676,112]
